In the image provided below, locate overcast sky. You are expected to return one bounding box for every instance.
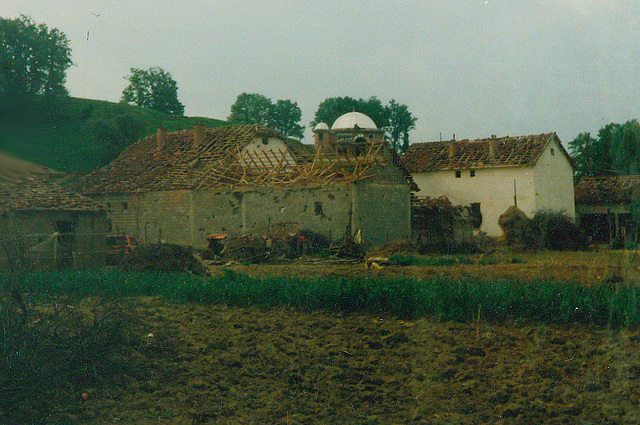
[4,0,639,145]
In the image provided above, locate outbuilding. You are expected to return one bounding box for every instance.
[75,118,413,250]
[0,153,107,270]
[401,133,576,237]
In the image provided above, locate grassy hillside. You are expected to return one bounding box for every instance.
[0,94,226,173]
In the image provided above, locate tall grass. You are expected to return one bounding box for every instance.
[4,270,640,326]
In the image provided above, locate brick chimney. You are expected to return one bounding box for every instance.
[193,122,205,148]
[156,126,167,149]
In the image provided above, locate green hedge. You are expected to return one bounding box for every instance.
[4,270,640,326]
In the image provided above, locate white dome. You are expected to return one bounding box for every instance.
[331,112,377,130]
[313,122,329,131]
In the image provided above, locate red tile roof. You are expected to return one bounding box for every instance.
[401,133,571,172]
[75,124,400,195]
[0,152,106,212]
[574,175,640,205]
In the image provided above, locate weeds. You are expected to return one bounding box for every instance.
[0,292,138,423]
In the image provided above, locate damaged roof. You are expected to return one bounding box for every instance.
[0,152,106,212]
[401,133,573,172]
[75,124,405,195]
[574,175,640,205]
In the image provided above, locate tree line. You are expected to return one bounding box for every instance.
[569,120,640,180]
[228,93,417,153]
[16,14,640,167]
[1,15,418,155]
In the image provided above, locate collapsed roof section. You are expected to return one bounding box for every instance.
[574,175,640,205]
[402,133,573,172]
[75,124,397,195]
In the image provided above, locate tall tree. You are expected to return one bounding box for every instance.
[0,15,72,96]
[267,99,304,139]
[312,96,417,154]
[312,96,389,130]
[228,93,272,125]
[569,119,640,179]
[386,99,417,154]
[121,67,184,115]
[228,93,304,139]
[568,132,598,180]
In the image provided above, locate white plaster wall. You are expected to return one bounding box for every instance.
[412,167,536,237]
[533,137,576,218]
[239,137,296,170]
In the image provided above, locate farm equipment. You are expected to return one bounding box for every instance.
[205,221,307,262]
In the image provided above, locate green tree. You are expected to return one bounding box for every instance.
[312,96,417,154]
[387,99,417,154]
[228,93,273,125]
[311,96,389,129]
[0,15,72,96]
[569,120,640,179]
[568,132,598,180]
[121,67,184,115]
[228,93,304,139]
[267,99,304,139]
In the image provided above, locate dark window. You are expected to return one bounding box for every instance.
[314,201,323,216]
[470,170,475,177]
[470,203,482,229]
[262,137,269,145]
[455,170,461,178]
[550,148,555,156]
[122,202,128,211]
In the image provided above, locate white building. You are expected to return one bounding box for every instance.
[401,133,576,237]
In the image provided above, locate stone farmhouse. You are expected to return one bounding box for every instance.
[574,175,640,244]
[0,152,107,270]
[75,114,414,249]
[401,133,576,237]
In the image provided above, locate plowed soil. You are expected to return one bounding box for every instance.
[66,251,640,423]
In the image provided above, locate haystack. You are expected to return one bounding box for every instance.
[498,206,529,244]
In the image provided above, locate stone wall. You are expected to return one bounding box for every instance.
[98,183,411,250]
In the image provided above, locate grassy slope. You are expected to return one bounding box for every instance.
[0,95,227,173]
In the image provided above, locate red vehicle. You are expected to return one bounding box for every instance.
[106,234,138,264]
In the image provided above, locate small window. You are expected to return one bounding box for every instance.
[122,202,128,211]
[318,133,324,141]
[470,170,475,177]
[455,170,461,178]
[314,201,323,216]
[261,137,269,145]
[550,148,555,156]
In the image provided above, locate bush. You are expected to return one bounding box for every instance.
[520,210,588,251]
[0,295,137,423]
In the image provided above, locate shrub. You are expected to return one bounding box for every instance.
[0,295,137,423]
[520,210,588,251]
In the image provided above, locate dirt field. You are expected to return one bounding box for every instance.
[52,251,640,423]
